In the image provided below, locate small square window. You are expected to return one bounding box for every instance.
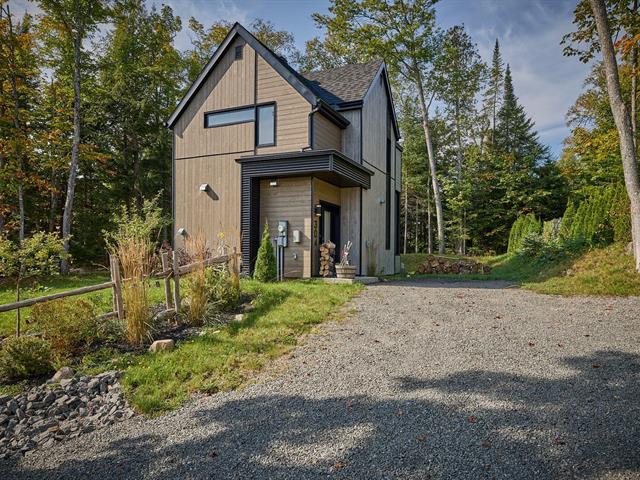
[235,45,244,60]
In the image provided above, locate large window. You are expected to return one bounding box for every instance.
[257,104,275,147]
[205,107,253,128]
[203,104,276,147]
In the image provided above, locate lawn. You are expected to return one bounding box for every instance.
[398,243,640,297]
[1,276,362,415]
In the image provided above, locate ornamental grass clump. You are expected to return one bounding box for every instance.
[184,233,209,326]
[105,196,167,346]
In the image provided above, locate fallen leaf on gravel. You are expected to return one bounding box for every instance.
[584,334,590,337]
[557,343,564,347]
[467,416,478,423]
[494,315,502,319]
[397,409,404,416]
[592,364,601,369]
[208,450,218,458]
[333,462,345,470]
[482,440,492,448]
[346,400,354,409]
[553,437,566,445]
[416,435,428,442]
[528,342,535,347]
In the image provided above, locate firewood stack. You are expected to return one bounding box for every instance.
[415,255,492,275]
[319,241,336,277]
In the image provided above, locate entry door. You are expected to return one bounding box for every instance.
[319,202,340,259]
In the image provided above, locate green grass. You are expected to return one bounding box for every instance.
[119,279,361,415]
[397,243,640,297]
[0,273,166,338]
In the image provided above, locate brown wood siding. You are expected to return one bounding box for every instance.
[340,187,361,274]
[174,153,242,251]
[259,177,312,278]
[256,57,310,154]
[340,109,361,162]
[313,113,342,151]
[174,38,256,160]
[360,74,397,274]
[313,178,341,206]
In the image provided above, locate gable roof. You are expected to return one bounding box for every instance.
[167,23,398,138]
[302,60,383,105]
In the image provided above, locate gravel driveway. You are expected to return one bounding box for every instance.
[4,279,640,479]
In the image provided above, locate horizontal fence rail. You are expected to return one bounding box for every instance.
[1,251,237,337]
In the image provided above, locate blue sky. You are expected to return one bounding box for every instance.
[11,0,591,156]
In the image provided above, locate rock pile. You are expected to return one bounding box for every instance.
[415,255,492,275]
[0,370,134,459]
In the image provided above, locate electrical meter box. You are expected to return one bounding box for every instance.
[277,220,288,247]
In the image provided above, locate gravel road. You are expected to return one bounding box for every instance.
[4,279,640,479]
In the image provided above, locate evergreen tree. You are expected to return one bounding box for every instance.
[483,39,503,144]
[254,222,276,282]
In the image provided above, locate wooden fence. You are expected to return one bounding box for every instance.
[0,251,235,336]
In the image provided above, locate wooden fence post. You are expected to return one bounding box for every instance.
[109,254,124,321]
[172,251,181,313]
[161,251,174,310]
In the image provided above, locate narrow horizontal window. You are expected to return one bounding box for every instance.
[256,104,275,147]
[205,107,254,128]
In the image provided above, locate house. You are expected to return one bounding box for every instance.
[167,23,402,278]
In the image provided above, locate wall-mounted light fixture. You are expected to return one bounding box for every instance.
[199,183,210,192]
[379,198,386,204]
[177,228,187,236]
[269,179,278,187]
[314,204,322,217]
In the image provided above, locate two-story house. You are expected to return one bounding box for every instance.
[167,23,402,277]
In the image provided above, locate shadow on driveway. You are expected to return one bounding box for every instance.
[8,350,639,479]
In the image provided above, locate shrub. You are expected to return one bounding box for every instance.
[508,214,541,253]
[31,298,98,359]
[559,200,576,240]
[254,222,276,282]
[205,266,240,312]
[105,196,166,345]
[0,336,53,381]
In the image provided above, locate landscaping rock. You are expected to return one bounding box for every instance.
[148,339,175,353]
[0,370,134,459]
[234,314,244,322]
[51,367,75,382]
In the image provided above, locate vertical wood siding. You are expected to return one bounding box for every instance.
[256,57,310,154]
[313,113,342,151]
[259,177,312,278]
[174,38,256,159]
[174,153,242,251]
[360,74,398,274]
[340,109,362,162]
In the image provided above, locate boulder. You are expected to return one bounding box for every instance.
[52,367,74,382]
[233,314,244,322]
[148,339,175,353]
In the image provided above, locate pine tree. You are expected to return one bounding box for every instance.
[483,39,503,144]
[254,222,276,282]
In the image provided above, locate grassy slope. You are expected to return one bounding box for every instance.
[399,243,639,297]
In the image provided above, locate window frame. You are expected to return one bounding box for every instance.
[255,102,277,148]
[235,44,244,60]
[203,105,255,129]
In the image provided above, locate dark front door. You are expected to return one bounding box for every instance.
[319,202,340,266]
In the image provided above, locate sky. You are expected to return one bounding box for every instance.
[10,0,592,157]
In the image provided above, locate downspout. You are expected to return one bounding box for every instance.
[305,103,321,151]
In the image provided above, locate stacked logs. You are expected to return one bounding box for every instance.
[319,241,336,277]
[415,255,492,275]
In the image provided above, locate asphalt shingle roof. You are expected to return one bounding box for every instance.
[302,60,383,106]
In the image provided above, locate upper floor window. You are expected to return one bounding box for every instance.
[235,45,244,60]
[204,107,253,128]
[203,103,276,147]
[256,104,275,147]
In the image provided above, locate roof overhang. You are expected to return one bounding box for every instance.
[167,23,348,130]
[236,149,373,189]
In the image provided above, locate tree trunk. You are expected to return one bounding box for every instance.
[456,106,465,255]
[7,5,24,241]
[61,33,83,274]
[427,184,433,254]
[403,182,408,254]
[414,197,419,254]
[590,0,640,272]
[631,1,638,148]
[415,75,445,254]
